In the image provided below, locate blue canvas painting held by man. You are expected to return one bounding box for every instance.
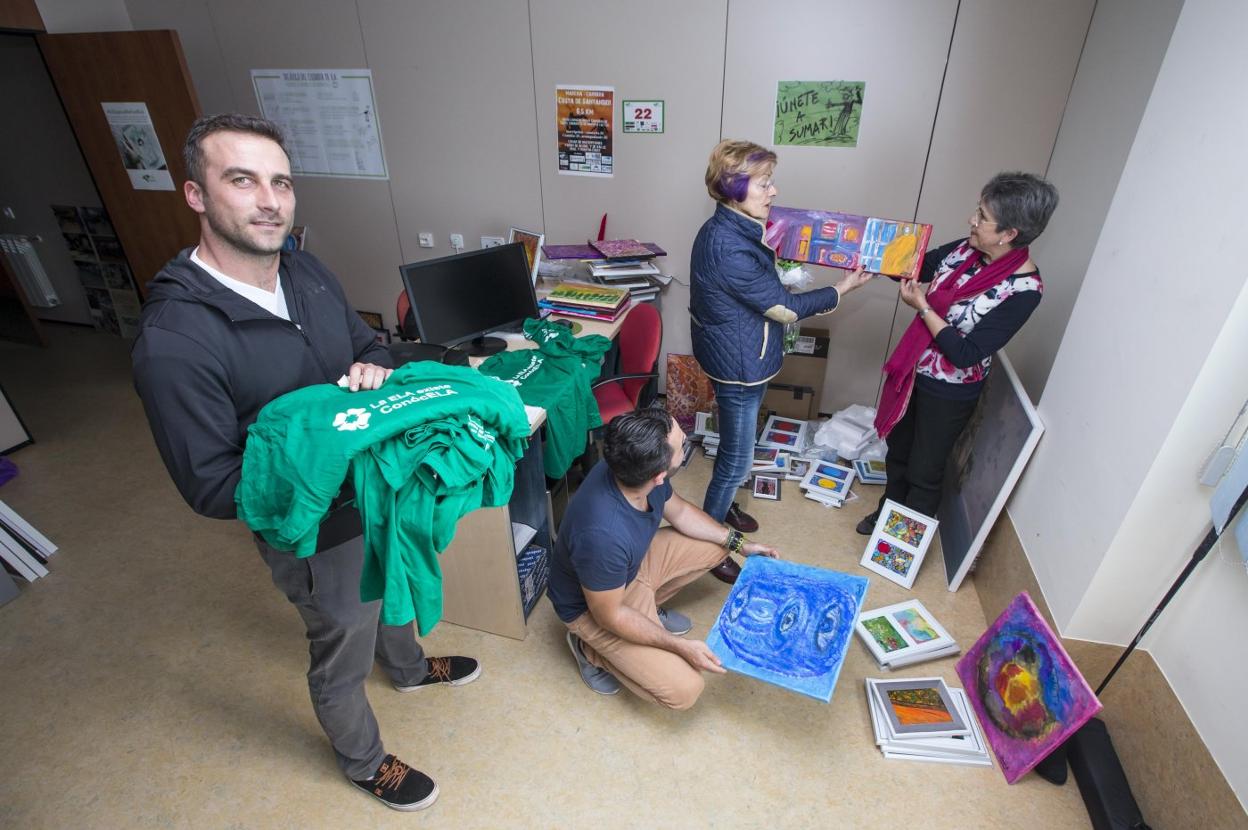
[706,557,868,702]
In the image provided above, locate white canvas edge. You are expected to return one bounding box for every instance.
[0,526,44,581]
[865,678,887,744]
[0,500,57,556]
[880,749,992,766]
[859,531,926,589]
[884,643,960,669]
[943,352,1044,592]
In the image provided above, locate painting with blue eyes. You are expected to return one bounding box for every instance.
[706,557,868,702]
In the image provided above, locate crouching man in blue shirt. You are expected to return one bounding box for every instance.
[546,407,779,708]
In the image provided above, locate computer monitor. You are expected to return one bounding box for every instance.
[398,242,539,357]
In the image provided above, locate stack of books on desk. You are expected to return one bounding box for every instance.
[538,281,631,322]
[588,259,662,303]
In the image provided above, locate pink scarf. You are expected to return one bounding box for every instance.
[874,244,1030,438]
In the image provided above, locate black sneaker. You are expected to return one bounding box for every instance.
[725,502,759,533]
[855,509,880,536]
[351,754,439,811]
[394,656,481,692]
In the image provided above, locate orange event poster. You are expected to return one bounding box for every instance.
[556,85,614,177]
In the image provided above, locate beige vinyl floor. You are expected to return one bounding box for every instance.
[0,325,1094,829]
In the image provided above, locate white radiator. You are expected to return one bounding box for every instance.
[0,235,60,308]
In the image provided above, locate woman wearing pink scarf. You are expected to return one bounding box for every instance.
[856,172,1058,534]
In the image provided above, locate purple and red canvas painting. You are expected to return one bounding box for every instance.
[764,206,932,279]
[955,592,1102,783]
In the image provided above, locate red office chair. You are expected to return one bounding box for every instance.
[591,302,662,423]
[396,290,413,339]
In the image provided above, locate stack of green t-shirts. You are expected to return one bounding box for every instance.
[478,317,612,479]
[235,362,529,633]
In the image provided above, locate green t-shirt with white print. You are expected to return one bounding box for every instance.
[478,318,611,478]
[236,362,529,632]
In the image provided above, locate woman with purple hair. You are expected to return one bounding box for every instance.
[689,140,871,583]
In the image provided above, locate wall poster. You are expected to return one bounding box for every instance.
[251,69,388,179]
[774,81,865,148]
[556,84,614,176]
[101,102,175,191]
[623,99,664,133]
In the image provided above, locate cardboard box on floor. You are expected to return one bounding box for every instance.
[763,326,829,420]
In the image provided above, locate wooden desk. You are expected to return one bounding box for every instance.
[439,405,551,640]
[441,311,629,639]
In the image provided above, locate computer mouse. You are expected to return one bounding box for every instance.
[552,318,575,329]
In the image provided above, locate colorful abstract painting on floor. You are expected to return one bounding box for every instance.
[955,592,1102,783]
[707,557,868,702]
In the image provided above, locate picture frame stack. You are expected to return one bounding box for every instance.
[859,499,938,589]
[865,677,992,767]
[757,414,808,451]
[694,411,719,458]
[749,446,787,475]
[855,599,959,669]
[798,459,857,508]
[853,458,887,485]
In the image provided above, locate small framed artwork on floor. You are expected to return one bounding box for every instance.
[799,460,856,501]
[859,499,938,589]
[853,458,887,484]
[867,677,970,739]
[750,446,787,472]
[785,455,814,481]
[758,414,807,450]
[752,474,781,500]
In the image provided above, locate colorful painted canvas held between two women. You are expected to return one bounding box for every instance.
[707,557,868,702]
[955,592,1102,783]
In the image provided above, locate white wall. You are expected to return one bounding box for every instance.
[110,0,1093,406]
[529,0,728,364]
[721,0,958,413]
[1008,0,1248,804]
[34,0,131,32]
[1010,0,1183,401]
[882,0,1095,381]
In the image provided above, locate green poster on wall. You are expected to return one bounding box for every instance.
[774,81,865,148]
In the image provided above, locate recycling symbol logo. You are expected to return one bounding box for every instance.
[333,408,371,431]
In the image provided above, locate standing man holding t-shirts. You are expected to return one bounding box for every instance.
[132,113,478,812]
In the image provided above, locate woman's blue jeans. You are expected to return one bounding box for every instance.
[702,380,767,523]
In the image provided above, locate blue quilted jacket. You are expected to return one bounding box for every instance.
[690,203,840,384]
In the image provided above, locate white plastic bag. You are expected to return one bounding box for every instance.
[812,404,880,461]
[777,261,814,292]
